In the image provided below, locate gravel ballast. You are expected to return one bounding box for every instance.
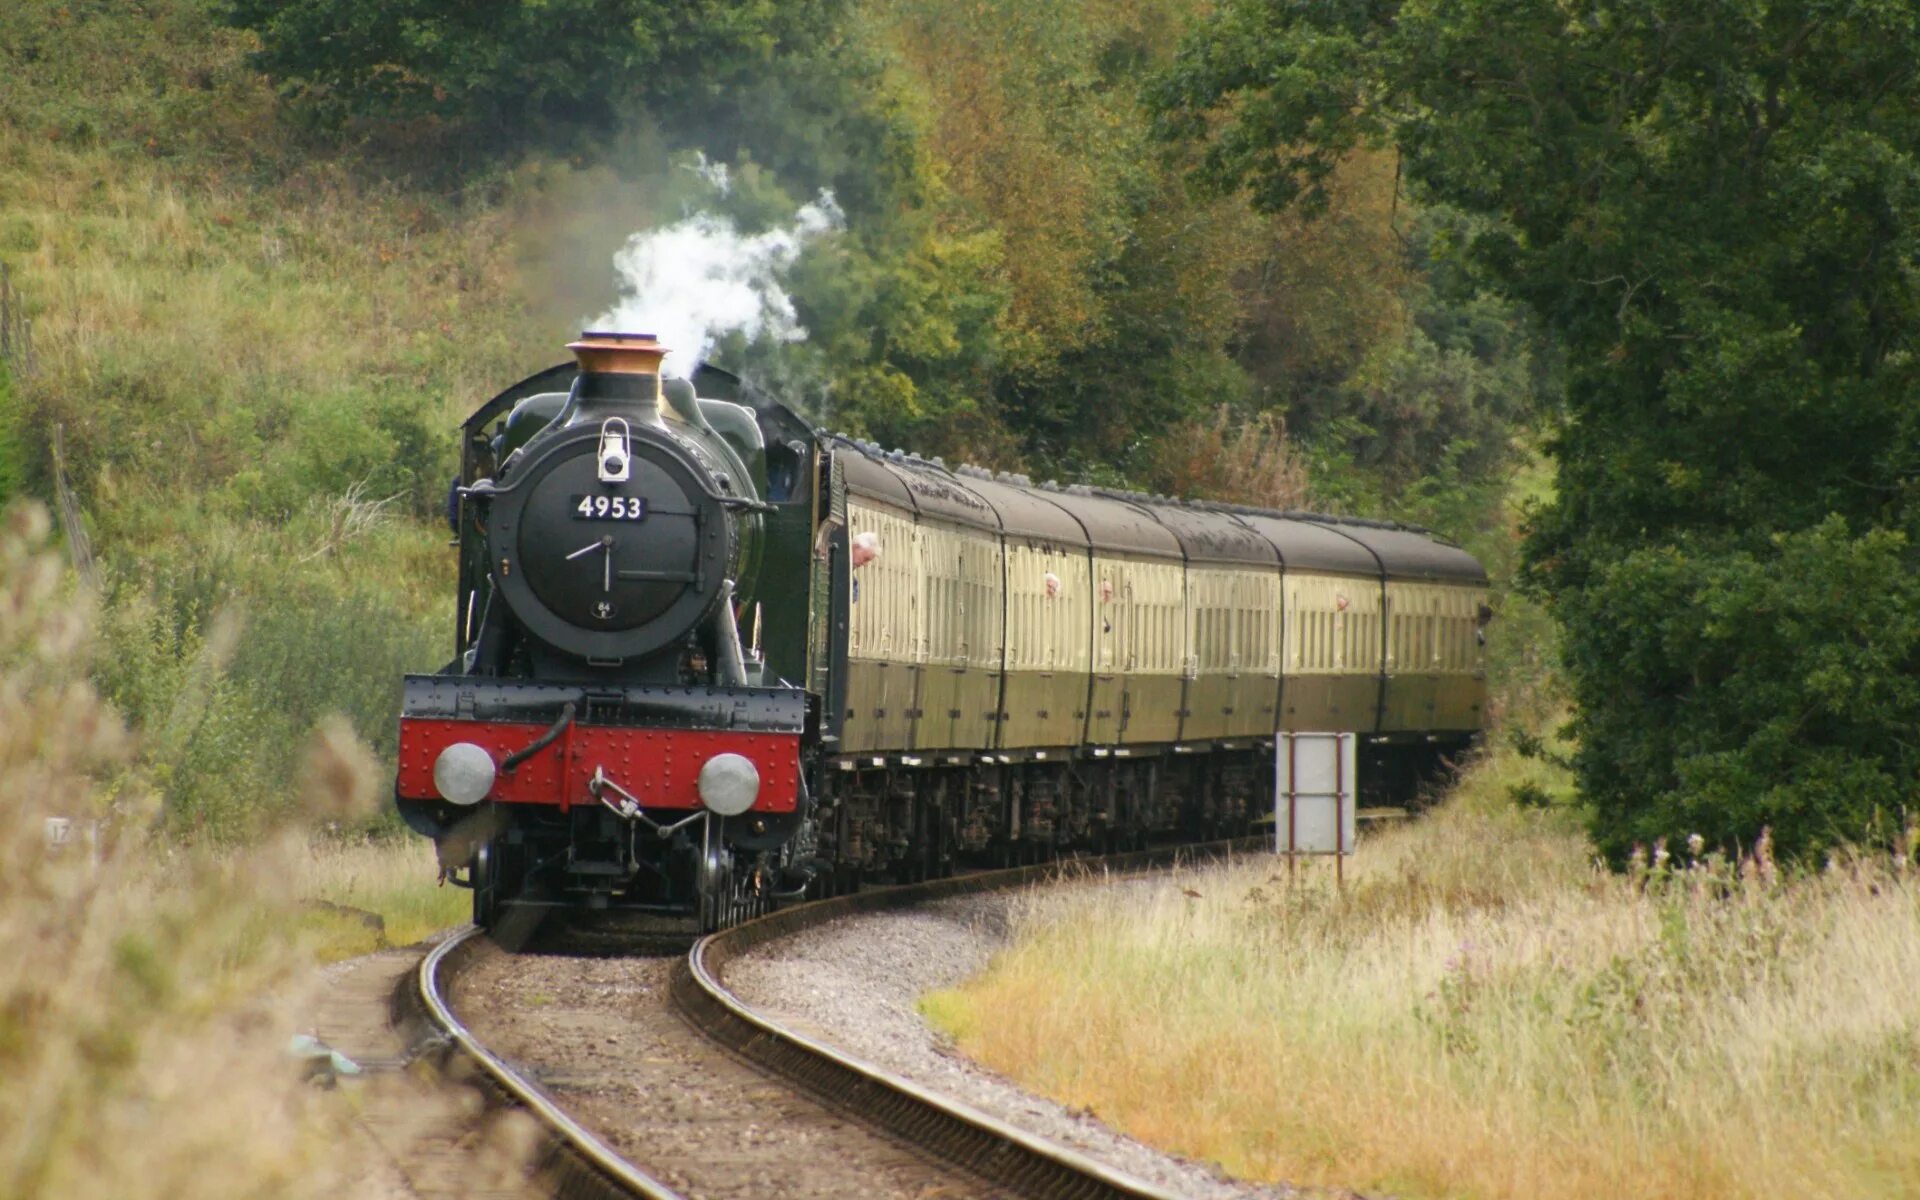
[724,883,1302,1200]
[451,942,1001,1199]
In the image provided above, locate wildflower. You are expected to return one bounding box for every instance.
[1686,833,1705,858]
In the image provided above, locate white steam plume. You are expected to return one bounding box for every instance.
[590,192,843,375]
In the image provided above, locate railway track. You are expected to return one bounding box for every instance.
[404,842,1257,1199]
[407,931,682,1199]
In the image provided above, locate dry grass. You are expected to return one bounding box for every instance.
[0,503,489,1197]
[290,835,472,958]
[3,136,546,456]
[923,750,1920,1199]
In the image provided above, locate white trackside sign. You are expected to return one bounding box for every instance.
[1276,732,1356,856]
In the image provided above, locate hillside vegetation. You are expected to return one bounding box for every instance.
[1,3,564,833]
[0,0,1541,836]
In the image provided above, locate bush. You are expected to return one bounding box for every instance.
[1570,518,1920,862]
[1152,0,1920,862]
[91,509,446,841]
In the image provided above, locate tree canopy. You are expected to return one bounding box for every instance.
[1156,0,1920,859]
[223,0,845,143]
[218,0,1543,511]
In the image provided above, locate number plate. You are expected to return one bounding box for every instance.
[571,494,647,521]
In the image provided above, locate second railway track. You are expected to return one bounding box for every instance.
[408,841,1261,1200]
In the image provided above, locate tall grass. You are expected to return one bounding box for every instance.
[924,751,1920,1199]
[1,504,480,1195]
[291,834,471,957]
[2,502,335,1195]
[0,1,578,834]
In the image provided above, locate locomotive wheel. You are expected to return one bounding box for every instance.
[726,865,769,927]
[696,837,730,933]
[471,838,529,930]
[471,841,498,929]
[808,863,837,900]
[696,819,772,932]
[697,851,773,931]
[833,862,861,897]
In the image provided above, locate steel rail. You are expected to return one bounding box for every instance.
[408,926,687,1200]
[676,840,1261,1200]
[404,839,1260,1199]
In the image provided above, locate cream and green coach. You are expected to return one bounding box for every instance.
[823,438,1487,851]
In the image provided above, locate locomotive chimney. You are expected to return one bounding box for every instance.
[569,330,667,379]
[560,331,675,427]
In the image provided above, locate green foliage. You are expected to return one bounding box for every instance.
[223,0,846,148]
[94,594,278,840]
[1573,520,1920,859]
[93,534,444,841]
[215,0,1543,503]
[1157,0,1920,858]
[0,0,275,160]
[0,5,537,838]
[1320,209,1546,494]
[772,205,1013,450]
[247,386,453,521]
[0,360,22,508]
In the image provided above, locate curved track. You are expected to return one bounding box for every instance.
[413,842,1256,1199]
[410,930,683,1200]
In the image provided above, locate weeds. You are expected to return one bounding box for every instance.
[1,503,498,1195]
[298,478,404,563]
[290,833,470,957]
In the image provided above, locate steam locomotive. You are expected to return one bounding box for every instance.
[393,334,1490,930]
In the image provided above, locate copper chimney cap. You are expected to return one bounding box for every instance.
[568,331,668,376]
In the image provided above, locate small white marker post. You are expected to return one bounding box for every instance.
[1276,732,1356,886]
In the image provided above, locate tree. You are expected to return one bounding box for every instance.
[1153,0,1920,860]
[223,0,844,145]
